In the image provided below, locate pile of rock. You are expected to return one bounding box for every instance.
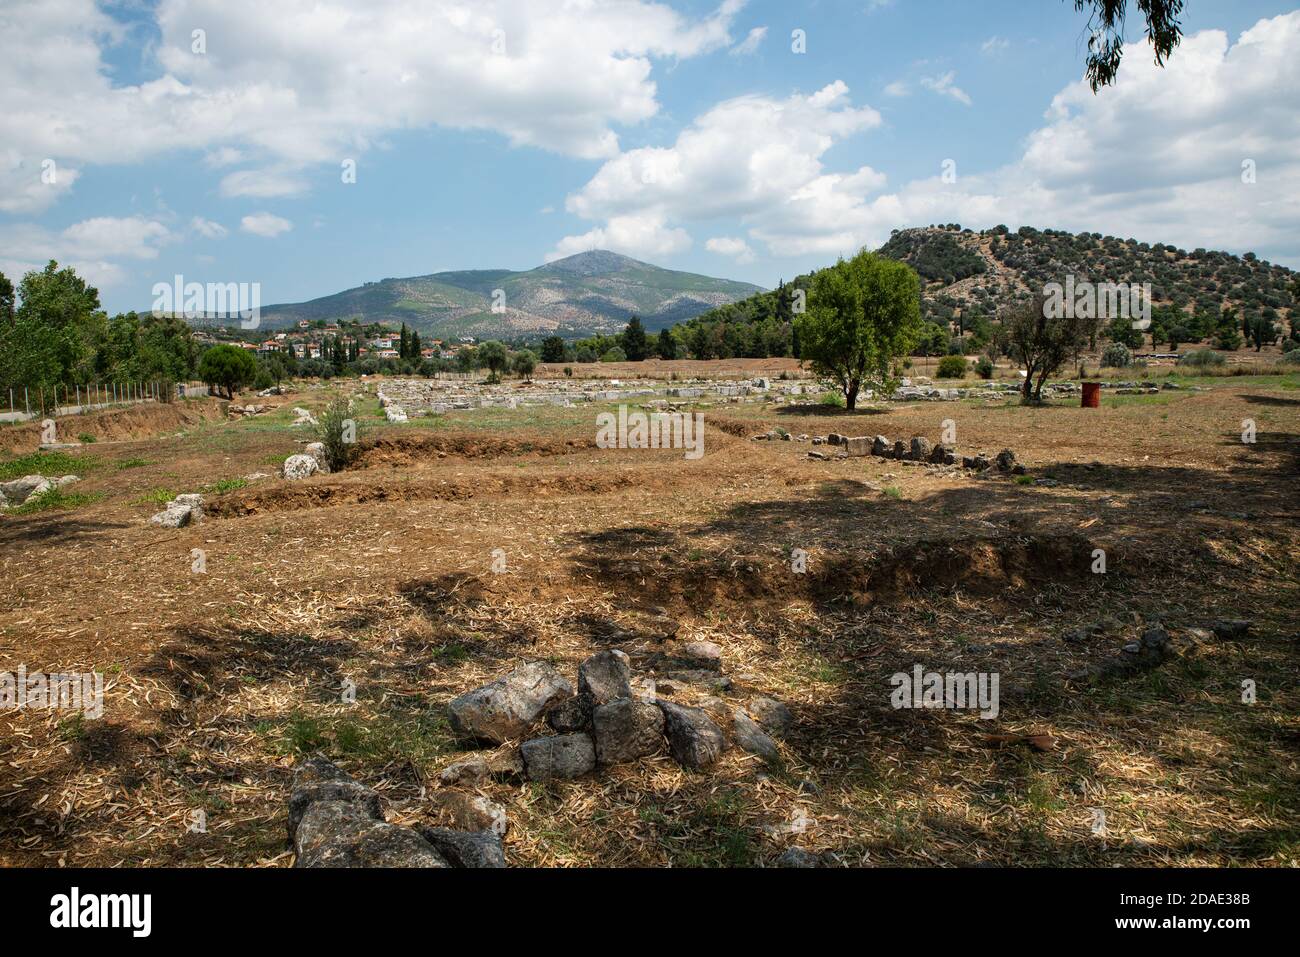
[149,493,203,528]
[291,407,317,427]
[0,473,78,510]
[289,757,504,868]
[281,442,332,480]
[227,403,269,418]
[445,652,794,783]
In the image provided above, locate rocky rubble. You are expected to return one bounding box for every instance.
[287,757,505,868]
[0,473,78,510]
[148,492,203,528]
[444,650,796,782]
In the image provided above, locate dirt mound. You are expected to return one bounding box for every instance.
[356,433,595,468]
[0,400,224,454]
[206,471,650,517]
[569,532,1101,612]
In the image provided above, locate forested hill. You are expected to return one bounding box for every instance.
[669,225,1297,359]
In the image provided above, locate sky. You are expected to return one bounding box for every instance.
[1,0,1298,315]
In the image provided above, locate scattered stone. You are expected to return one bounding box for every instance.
[282,453,320,480]
[435,756,491,787]
[872,435,890,457]
[746,696,794,737]
[287,757,384,843]
[55,474,80,488]
[657,701,725,768]
[971,454,992,471]
[448,661,574,744]
[546,694,593,733]
[827,433,845,446]
[910,436,933,461]
[892,440,908,460]
[427,790,509,836]
[0,475,52,506]
[149,502,194,528]
[520,732,597,781]
[1210,619,1251,640]
[593,699,666,765]
[578,649,631,704]
[291,407,317,427]
[733,709,779,760]
[295,800,449,868]
[679,640,722,671]
[304,441,331,473]
[843,436,872,457]
[656,669,732,692]
[807,450,828,460]
[417,827,506,868]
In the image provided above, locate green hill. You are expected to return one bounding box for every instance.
[253,251,763,338]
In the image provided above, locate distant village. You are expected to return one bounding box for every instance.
[194,318,474,362]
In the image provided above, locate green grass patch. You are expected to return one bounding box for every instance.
[131,487,177,506]
[0,450,99,481]
[115,457,151,470]
[8,488,103,515]
[202,477,248,495]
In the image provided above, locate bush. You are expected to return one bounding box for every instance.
[936,355,968,379]
[1100,342,1132,368]
[1282,347,1300,365]
[315,397,359,472]
[600,346,627,363]
[975,356,994,379]
[1177,349,1226,368]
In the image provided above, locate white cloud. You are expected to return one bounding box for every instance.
[730,26,767,56]
[0,216,173,289]
[219,168,309,199]
[551,13,1300,269]
[1,150,80,214]
[0,0,748,218]
[705,236,754,263]
[920,71,972,106]
[190,217,228,239]
[240,213,293,238]
[883,80,909,97]
[981,36,1009,56]
[547,213,691,261]
[552,81,883,260]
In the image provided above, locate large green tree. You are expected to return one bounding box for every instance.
[197,344,257,399]
[794,251,922,410]
[477,340,509,382]
[620,316,649,362]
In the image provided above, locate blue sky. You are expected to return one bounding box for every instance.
[2,0,1298,314]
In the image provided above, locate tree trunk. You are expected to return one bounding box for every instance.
[845,380,859,411]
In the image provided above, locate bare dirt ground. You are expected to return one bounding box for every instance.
[2,369,1297,867]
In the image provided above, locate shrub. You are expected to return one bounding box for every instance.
[1282,347,1300,365]
[936,355,968,379]
[316,397,359,472]
[975,356,994,379]
[1177,349,1226,368]
[600,346,627,363]
[1100,342,1132,368]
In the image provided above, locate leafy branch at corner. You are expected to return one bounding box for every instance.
[794,251,922,411]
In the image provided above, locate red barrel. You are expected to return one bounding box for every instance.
[1081,382,1101,408]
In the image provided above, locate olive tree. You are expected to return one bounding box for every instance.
[794,251,922,410]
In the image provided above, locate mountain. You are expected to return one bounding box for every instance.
[248,251,764,338]
[880,224,1296,326]
[674,224,1296,357]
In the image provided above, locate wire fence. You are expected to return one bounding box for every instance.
[0,382,196,421]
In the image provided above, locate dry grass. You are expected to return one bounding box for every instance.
[1,372,1297,867]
